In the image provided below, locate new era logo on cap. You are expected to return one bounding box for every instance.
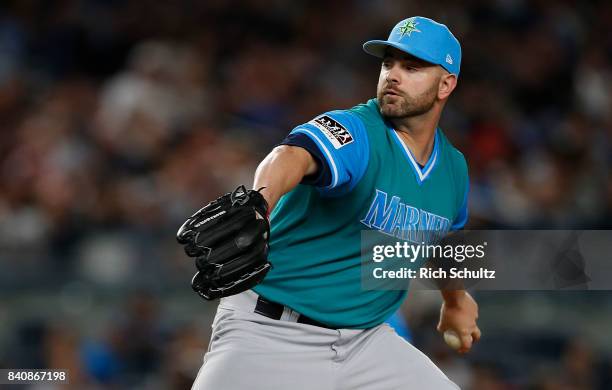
[446,54,453,65]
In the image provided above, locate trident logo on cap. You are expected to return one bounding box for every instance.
[398,18,421,37]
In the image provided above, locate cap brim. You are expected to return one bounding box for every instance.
[363,40,394,58]
[363,40,438,67]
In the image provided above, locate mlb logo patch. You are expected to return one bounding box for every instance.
[310,115,354,149]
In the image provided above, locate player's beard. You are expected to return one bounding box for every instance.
[378,83,438,119]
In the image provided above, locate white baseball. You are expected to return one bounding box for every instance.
[443,330,462,350]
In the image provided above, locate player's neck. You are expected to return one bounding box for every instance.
[389,112,439,166]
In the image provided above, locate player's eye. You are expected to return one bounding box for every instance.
[403,64,419,72]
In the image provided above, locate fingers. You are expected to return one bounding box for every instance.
[459,326,482,353]
[458,332,473,354]
[472,326,482,342]
[440,326,481,354]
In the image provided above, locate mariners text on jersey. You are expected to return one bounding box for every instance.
[360,189,451,244]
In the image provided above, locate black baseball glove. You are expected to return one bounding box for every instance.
[176,186,272,300]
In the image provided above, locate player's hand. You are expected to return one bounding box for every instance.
[437,291,481,354]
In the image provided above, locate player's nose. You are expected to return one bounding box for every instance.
[385,63,401,85]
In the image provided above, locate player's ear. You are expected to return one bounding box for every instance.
[438,73,457,100]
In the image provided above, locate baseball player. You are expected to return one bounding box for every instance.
[178,16,480,390]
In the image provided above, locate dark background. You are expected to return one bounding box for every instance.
[0,0,611,388]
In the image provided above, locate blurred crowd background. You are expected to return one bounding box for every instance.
[0,0,611,388]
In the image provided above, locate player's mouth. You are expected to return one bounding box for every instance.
[383,88,402,97]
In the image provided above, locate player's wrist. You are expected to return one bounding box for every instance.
[255,186,275,218]
[440,289,467,307]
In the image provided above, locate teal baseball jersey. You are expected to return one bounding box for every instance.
[253,98,469,329]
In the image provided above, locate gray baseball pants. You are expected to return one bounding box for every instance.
[192,290,459,390]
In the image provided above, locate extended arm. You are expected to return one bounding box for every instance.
[253,145,319,212]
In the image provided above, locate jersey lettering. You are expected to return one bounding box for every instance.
[360,189,450,243]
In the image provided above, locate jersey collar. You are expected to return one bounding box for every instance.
[389,127,440,185]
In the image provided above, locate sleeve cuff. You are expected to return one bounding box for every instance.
[278,132,332,187]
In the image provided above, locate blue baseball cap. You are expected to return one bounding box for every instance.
[363,17,462,76]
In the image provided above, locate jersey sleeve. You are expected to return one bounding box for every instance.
[450,148,469,230]
[288,110,369,195]
[451,180,469,230]
[279,132,332,187]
